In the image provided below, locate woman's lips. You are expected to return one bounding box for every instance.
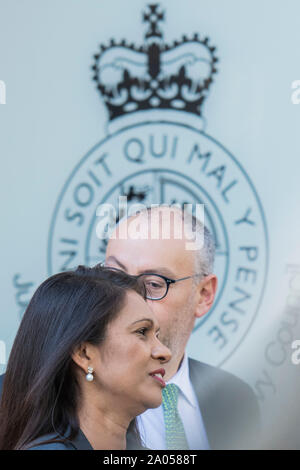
[151,374,166,387]
[149,368,166,387]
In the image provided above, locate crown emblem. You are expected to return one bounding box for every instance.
[92,4,218,121]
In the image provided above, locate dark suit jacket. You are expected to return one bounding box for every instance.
[26,429,93,450]
[0,360,260,450]
[188,358,260,450]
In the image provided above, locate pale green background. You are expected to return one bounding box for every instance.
[0,0,300,446]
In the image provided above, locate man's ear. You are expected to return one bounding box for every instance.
[71,342,94,373]
[195,274,218,318]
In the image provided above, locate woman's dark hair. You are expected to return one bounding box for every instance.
[0,265,146,450]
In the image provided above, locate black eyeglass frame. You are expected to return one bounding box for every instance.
[99,263,206,301]
[135,272,206,300]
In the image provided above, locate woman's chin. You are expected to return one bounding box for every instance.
[140,394,163,411]
[132,384,164,414]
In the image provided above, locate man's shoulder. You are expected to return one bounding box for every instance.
[188,357,256,398]
[188,357,261,449]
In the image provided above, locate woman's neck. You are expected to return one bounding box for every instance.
[77,394,132,450]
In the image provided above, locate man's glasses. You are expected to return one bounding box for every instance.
[99,263,205,300]
[136,273,205,300]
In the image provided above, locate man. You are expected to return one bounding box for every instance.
[0,204,260,450]
[104,205,260,450]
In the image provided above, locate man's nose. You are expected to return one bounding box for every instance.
[152,339,171,363]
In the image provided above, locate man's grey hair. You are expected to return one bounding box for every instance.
[181,208,215,278]
[116,204,215,279]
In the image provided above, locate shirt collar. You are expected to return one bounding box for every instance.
[166,354,197,408]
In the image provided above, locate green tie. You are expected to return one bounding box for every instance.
[162,384,189,450]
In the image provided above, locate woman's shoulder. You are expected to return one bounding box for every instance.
[28,442,72,450]
[26,433,75,450]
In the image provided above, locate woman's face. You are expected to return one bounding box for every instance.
[92,290,171,415]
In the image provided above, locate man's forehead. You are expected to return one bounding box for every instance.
[106,209,197,272]
[106,237,195,277]
[110,209,190,241]
[105,255,177,277]
[107,228,190,255]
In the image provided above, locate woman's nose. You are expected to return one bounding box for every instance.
[152,339,172,363]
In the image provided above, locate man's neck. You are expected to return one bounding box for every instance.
[164,353,185,382]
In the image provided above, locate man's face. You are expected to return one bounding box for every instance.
[105,212,201,377]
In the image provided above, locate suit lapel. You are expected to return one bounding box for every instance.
[188,358,221,450]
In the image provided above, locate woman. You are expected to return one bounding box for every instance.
[0,265,171,450]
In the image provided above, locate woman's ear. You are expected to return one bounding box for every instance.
[195,274,218,319]
[71,342,93,373]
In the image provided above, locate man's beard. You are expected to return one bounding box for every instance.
[160,303,195,364]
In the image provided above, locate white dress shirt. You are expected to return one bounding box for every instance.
[137,354,210,450]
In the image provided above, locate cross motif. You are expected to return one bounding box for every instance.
[143,4,165,39]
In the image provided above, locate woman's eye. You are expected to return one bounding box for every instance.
[136,327,148,336]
